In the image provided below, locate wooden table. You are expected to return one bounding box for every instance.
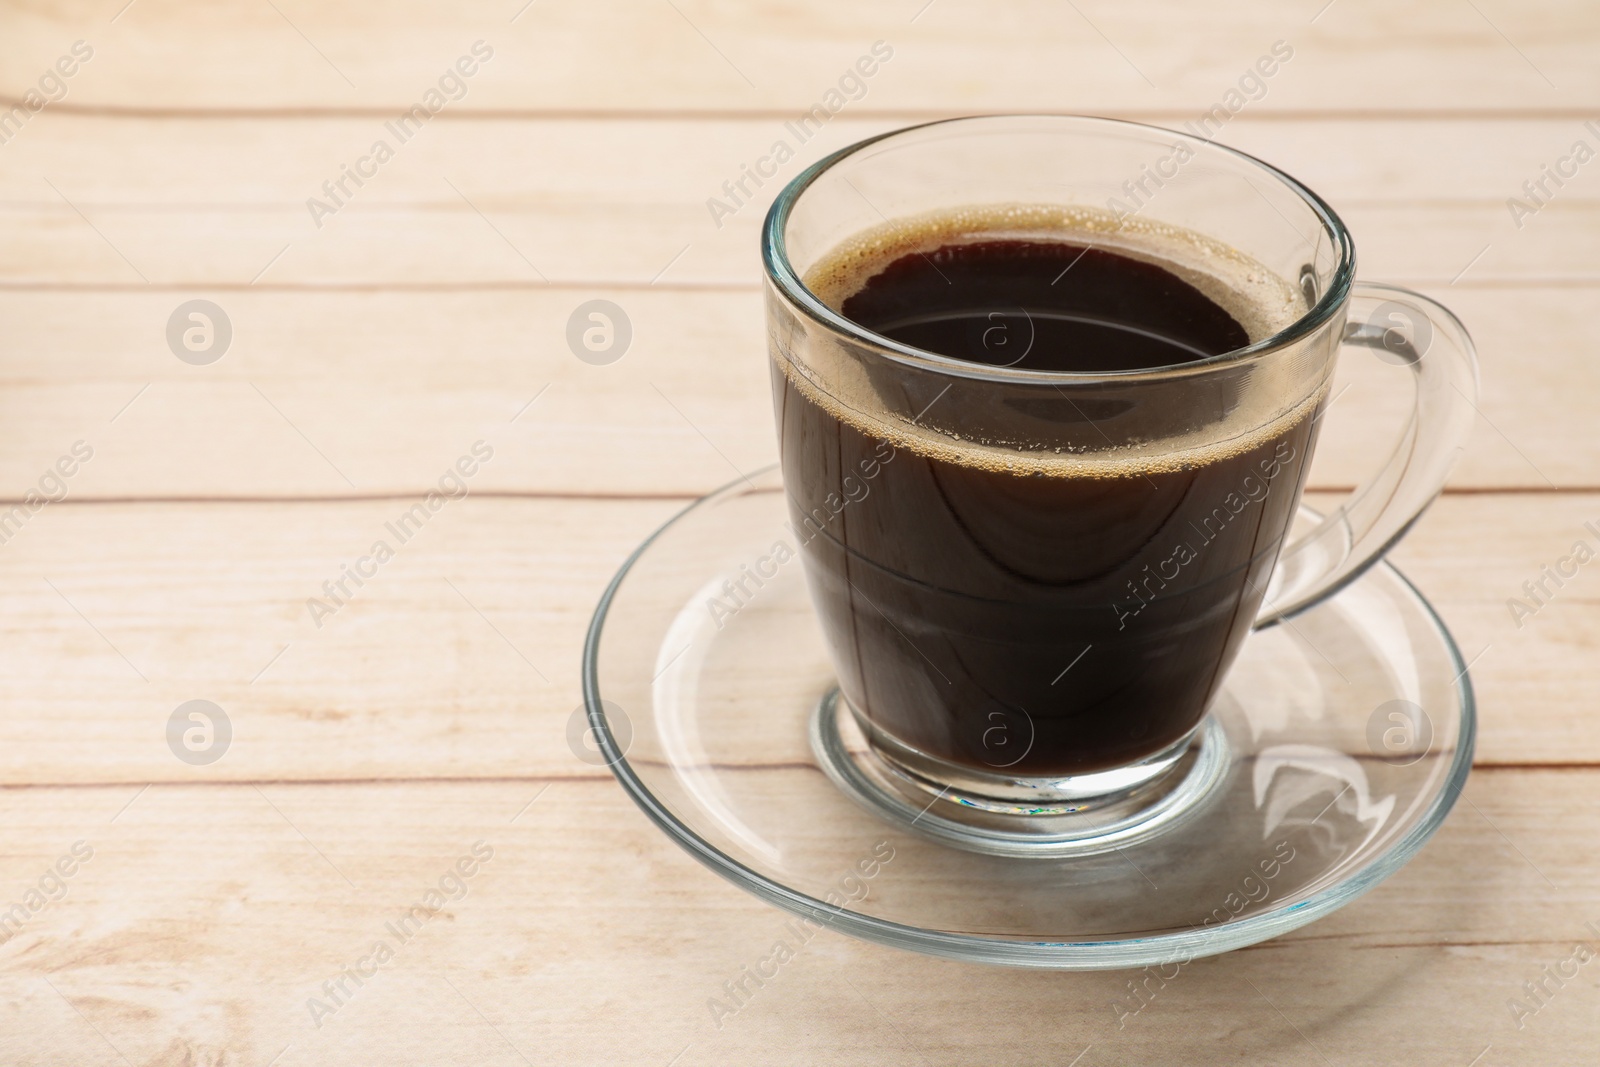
[1,2,1596,1063]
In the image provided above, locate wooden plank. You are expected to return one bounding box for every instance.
[3,199,1593,289]
[0,495,678,787]
[1,116,1598,289]
[0,771,1592,1064]
[0,492,1587,786]
[7,116,1599,213]
[1,0,1593,114]
[0,283,1579,497]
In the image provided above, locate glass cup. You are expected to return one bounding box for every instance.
[762,115,1477,818]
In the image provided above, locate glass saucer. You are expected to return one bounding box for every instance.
[582,467,1474,970]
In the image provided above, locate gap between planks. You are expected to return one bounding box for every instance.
[5,278,1600,293]
[10,102,1600,123]
[0,762,1590,793]
[7,486,1600,508]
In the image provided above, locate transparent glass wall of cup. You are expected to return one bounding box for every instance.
[762,116,1478,816]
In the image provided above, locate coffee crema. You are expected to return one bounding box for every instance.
[773,205,1326,778]
[789,204,1316,479]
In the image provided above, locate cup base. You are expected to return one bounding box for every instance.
[811,689,1229,857]
[848,700,1204,812]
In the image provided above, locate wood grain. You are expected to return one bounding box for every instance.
[0,493,1585,789]
[0,772,1593,1066]
[0,283,1580,498]
[2,117,1598,290]
[3,0,1593,113]
[0,116,1588,499]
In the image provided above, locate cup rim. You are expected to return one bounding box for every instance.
[761,113,1356,385]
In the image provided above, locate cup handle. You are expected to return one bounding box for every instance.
[1254,281,1480,628]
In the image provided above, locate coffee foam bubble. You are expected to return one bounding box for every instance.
[783,203,1325,479]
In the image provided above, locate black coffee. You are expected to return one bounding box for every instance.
[775,233,1320,777]
[839,238,1250,372]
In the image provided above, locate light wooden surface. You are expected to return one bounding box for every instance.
[2,2,1598,1064]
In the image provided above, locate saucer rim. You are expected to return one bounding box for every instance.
[582,465,1477,970]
